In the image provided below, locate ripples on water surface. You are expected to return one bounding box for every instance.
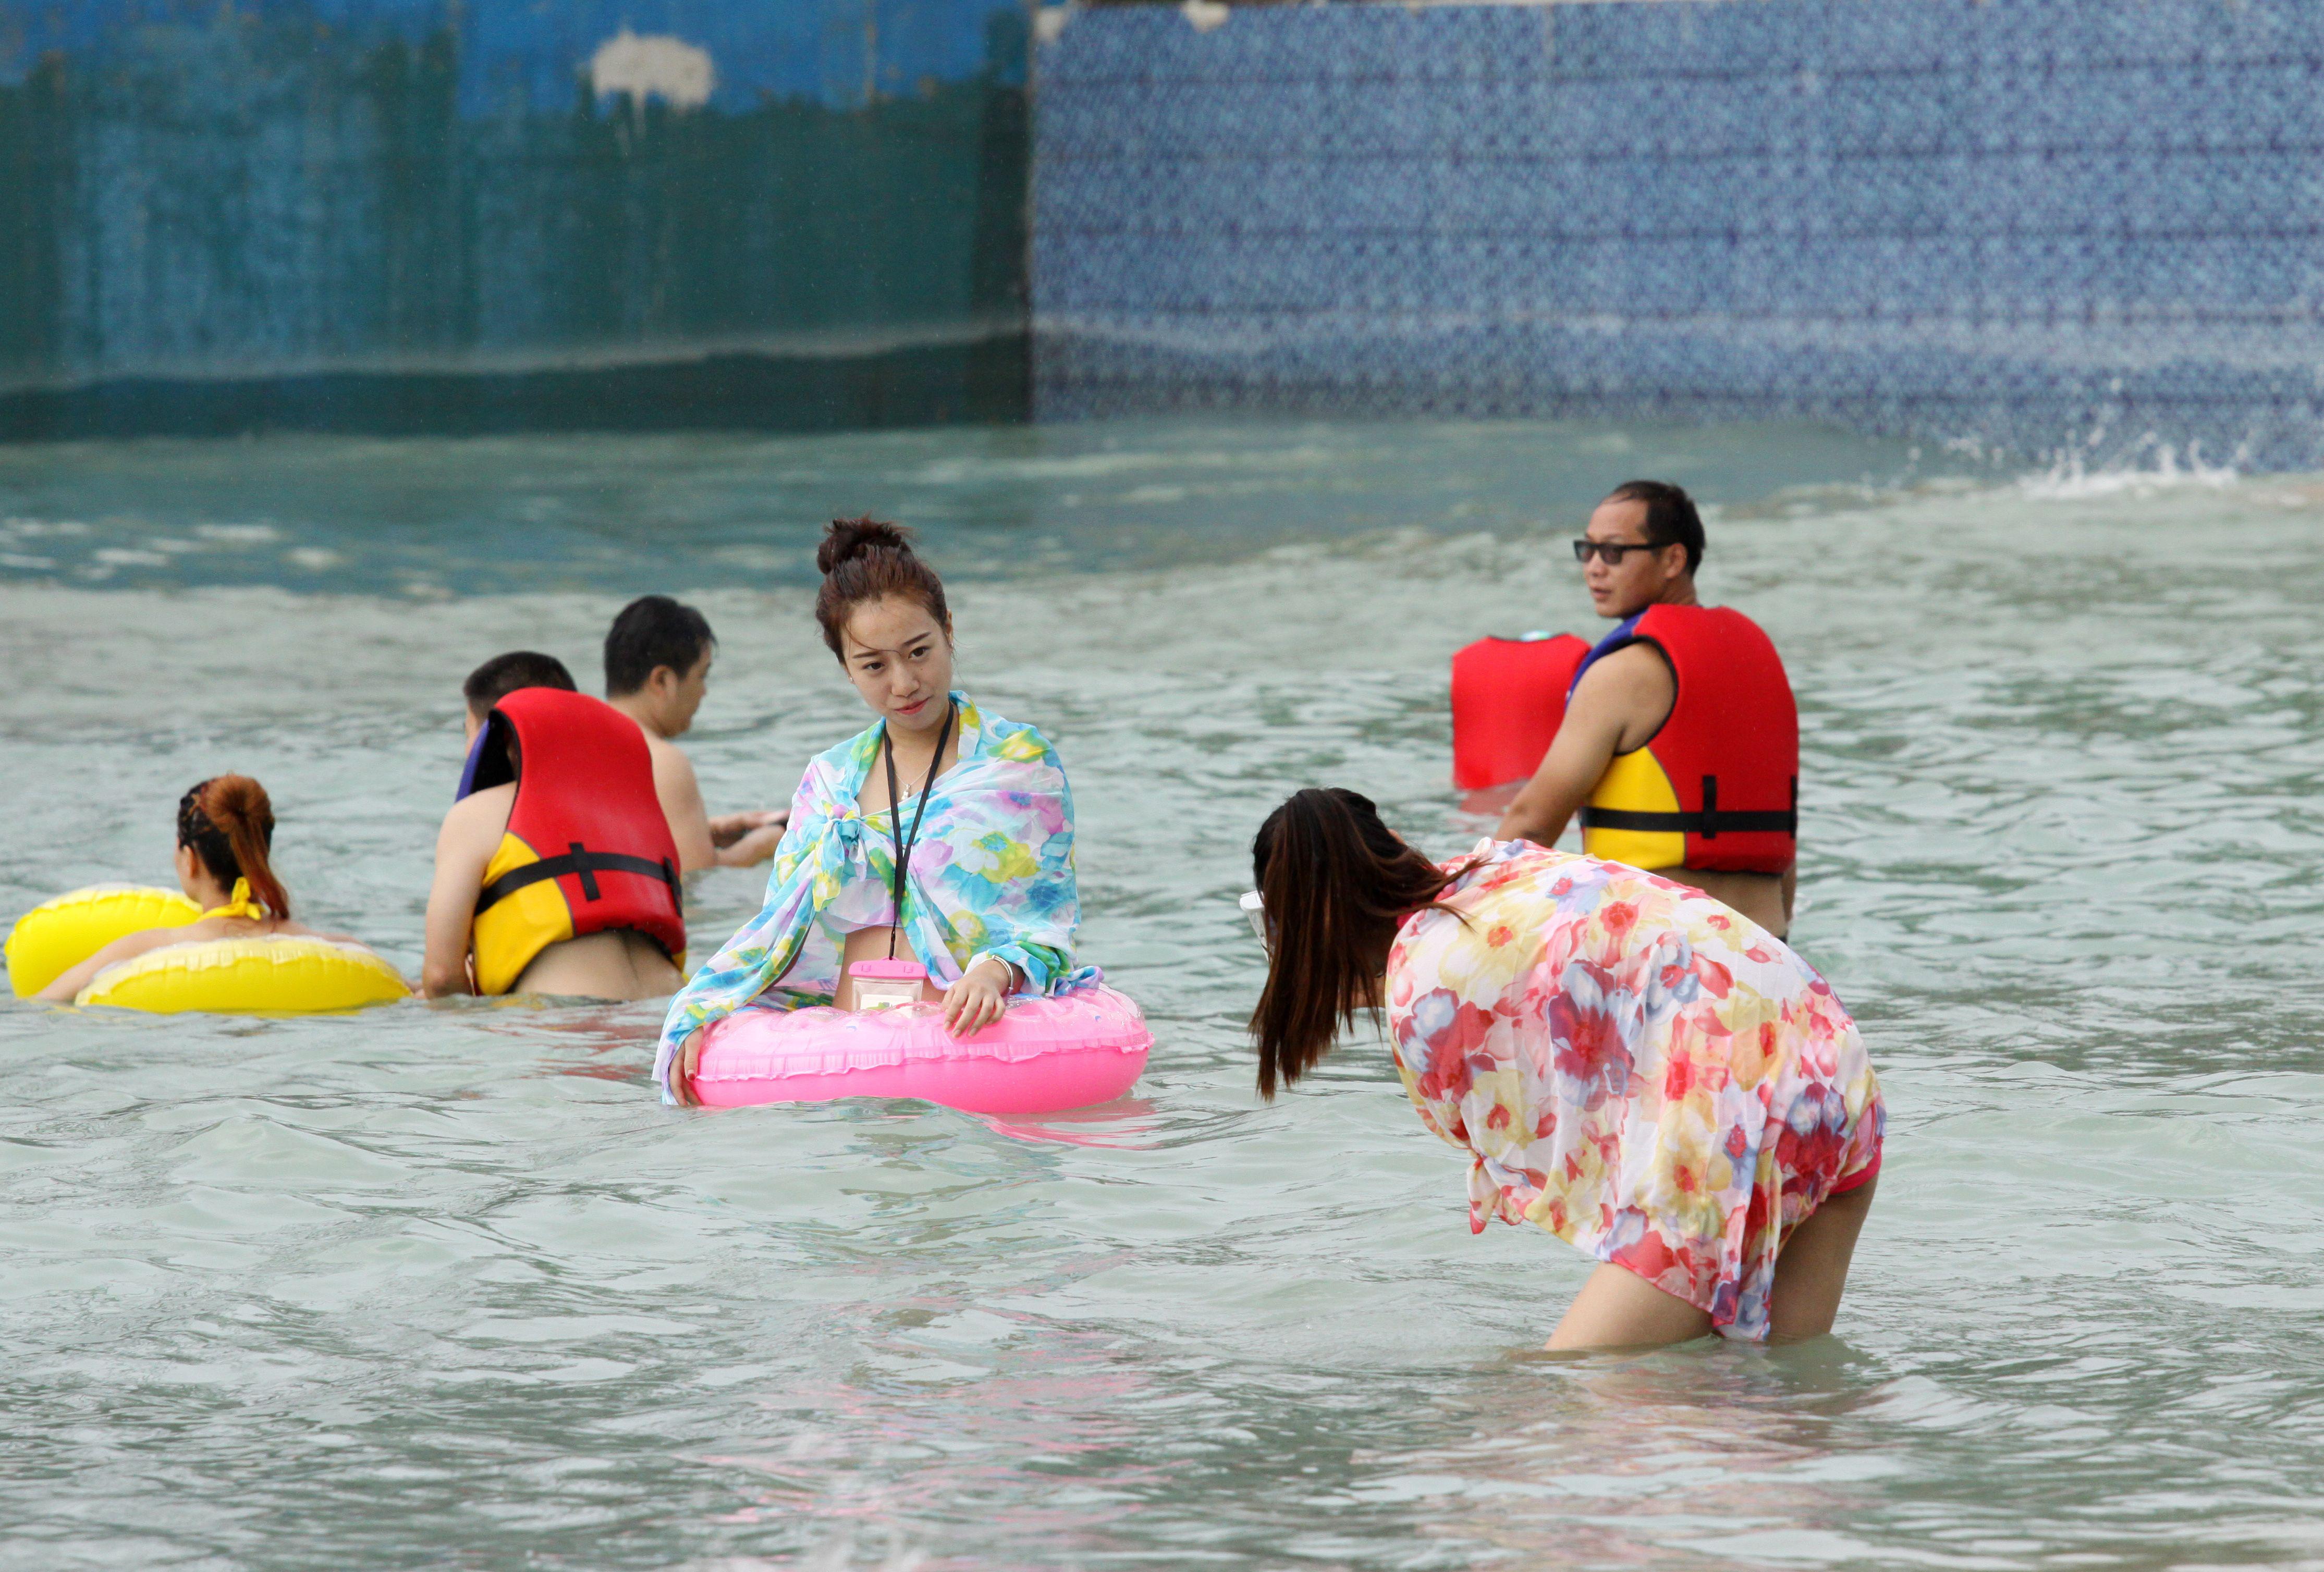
[3,421,2322,1569]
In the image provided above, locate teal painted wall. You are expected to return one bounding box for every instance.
[0,0,1031,436]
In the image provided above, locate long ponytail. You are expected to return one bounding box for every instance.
[1247,788,1462,1098]
[178,775,289,919]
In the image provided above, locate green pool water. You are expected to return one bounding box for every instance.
[3,420,2319,1568]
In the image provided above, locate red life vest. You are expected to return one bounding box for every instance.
[1450,633,1592,790]
[1574,604,1798,874]
[459,687,686,994]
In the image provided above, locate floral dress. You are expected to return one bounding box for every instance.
[655,693,1095,1100]
[1387,840,1884,1340]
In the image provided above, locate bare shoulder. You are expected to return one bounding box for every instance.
[646,731,700,784]
[1571,641,1674,708]
[439,782,513,854]
[1569,640,1677,751]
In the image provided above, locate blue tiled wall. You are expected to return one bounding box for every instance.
[1034,0,2324,466]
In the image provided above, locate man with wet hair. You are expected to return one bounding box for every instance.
[603,595,786,873]
[1495,480,1802,936]
[461,650,574,742]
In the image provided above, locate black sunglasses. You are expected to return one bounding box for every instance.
[1572,538,1663,564]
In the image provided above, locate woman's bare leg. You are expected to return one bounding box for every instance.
[1546,1264,1715,1351]
[1766,1178,1877,1342]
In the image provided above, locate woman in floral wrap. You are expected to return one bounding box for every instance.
[659,518,1090,1104]
[1249,788,1883,1348]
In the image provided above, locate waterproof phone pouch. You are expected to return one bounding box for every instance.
[849,957,927,1013]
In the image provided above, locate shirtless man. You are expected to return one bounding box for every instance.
[422,651,687,1000]
[602,596,786,874]
[1494,481,1800,937]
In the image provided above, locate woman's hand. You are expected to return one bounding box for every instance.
[944,958,1016,1036]
[670,1028,706,1106]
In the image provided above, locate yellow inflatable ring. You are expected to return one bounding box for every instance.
[6,883,410,1014]
[6,885,202,998]
[77,936,410,1015]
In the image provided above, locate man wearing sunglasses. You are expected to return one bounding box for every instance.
[1491,480,1800,937]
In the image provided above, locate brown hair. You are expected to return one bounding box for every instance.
[814,516,950,659]
[1247,788,1465,1098]
[177,775,289,918]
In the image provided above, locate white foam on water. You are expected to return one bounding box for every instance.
[2019,437,2248,500]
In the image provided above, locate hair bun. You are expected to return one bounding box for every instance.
[204,774,274,834]
[817,516,915,576]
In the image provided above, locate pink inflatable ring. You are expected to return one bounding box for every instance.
[689,985,1153,1114]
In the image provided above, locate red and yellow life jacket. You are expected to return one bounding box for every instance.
[1448,606,1799,873]
[1573,604,1798,875]
[457,687,686,995]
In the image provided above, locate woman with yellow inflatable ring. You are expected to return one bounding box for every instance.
[28,776,410,1010]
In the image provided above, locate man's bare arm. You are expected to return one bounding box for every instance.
[647,739,719,875]
[422,791,504,998]
[651,732,785,869]
[1492,644,1675,848]
[708,809,787,868]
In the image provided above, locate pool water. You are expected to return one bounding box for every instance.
[4,420,2321,1568]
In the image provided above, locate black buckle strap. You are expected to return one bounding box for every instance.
[1579,775,1797,840]
[1580,807,1798,836]
[475,842,680,915]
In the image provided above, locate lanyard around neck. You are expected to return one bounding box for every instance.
[879,699,956,960]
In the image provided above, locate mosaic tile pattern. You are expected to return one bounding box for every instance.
[1034,0,2324,466]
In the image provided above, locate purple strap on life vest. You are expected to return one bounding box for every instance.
[455,722,492,801]
[1566,612,1644,698]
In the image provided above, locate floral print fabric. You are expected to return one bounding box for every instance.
[1387,840,1884,1340]
[655,693,1094,1100]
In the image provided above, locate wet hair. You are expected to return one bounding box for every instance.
[814,517,950,659]
[1247,788,1468,1099]
[462,650,576,718]
[604,595,715,697]
[1604,479,1705,574]
[177,775,289,918]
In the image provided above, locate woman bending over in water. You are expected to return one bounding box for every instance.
[37,776,386,1002]
[1249,789,1883,1349]
[657,518,1090,1103]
